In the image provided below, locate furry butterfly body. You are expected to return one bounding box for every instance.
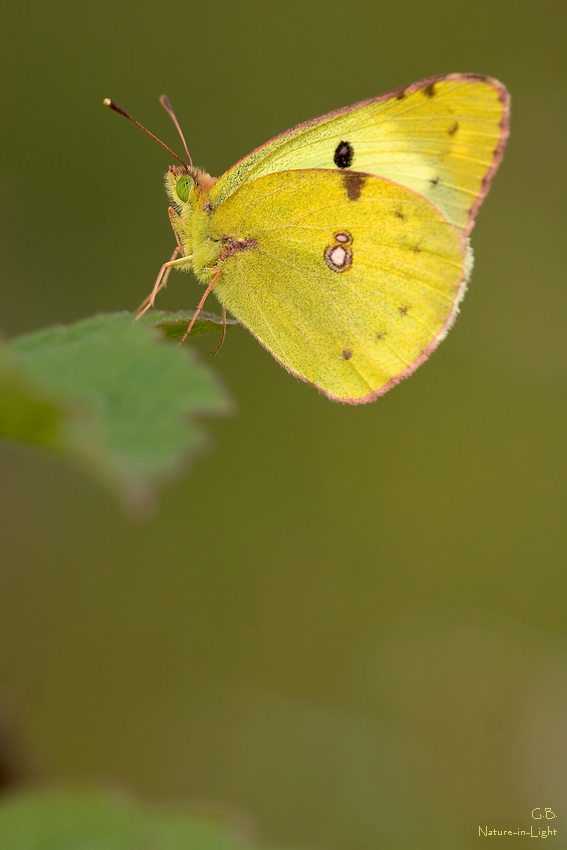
[141,74,510,403]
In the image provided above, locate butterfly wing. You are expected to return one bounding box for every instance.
[209,74,509,236]
[209,169,469,403]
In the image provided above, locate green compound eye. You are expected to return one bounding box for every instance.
[175,175,192,202]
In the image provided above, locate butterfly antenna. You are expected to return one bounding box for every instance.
[159,95,193,168]
[103,98,190,171]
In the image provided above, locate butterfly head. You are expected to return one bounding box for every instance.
[166,165,217,212]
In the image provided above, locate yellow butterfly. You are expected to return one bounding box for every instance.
[105,74,509,403]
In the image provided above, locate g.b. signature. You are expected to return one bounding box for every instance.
[532,809,557,820]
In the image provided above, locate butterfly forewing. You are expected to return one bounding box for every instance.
[209,169,468,403]
[210,74,509,236]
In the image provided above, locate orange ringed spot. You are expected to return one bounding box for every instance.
[325,244,352,272]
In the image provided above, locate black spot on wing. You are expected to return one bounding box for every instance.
[448,121,459,136]
[423,82,436,98]
[342,349,352,360]
[430,176,440,186]
[343,172,366,201]
[395,88,406,100]
[394,209,405,220]
[334,141,354,169]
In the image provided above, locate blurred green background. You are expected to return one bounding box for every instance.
[0,0,566,847]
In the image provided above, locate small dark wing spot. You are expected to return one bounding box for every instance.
[399,305,410,316]
[448,121,459,136]
[423,82,436,98]
[334,141,354,169]
[430,176,440,186]
[395,88,406,100]
[376,332,386,340]
[342,349,352,360]
[412,245,420,253]
[394,209,405,220]
[343,172,366,201]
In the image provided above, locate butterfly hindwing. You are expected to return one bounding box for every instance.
[210,74,509,236]
[209,169,469,403]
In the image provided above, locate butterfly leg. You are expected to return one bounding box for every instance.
[136,248,192,319]
[168,206,189,253]
[179,268,222,345]
[211,307,227,356]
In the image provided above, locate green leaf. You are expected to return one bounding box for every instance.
[146,309,238,342]
[0,347,64,449]
[1,313,232,508]
[0,790,254,850]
